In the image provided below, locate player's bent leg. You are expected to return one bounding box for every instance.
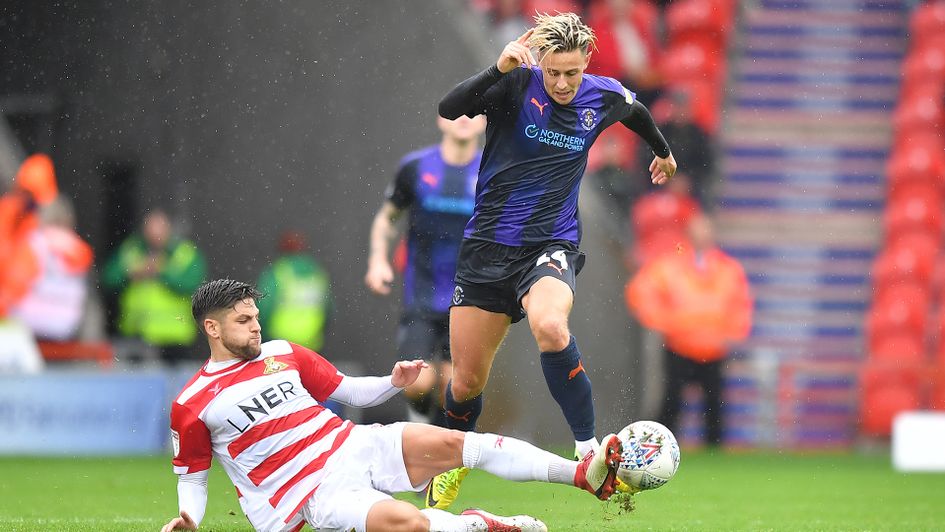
[402,423,466,486]
[523,277,597,455]
[444,306,509,432]
[521,276,573,352]
[365,500,429,532]
[447,306,510,402]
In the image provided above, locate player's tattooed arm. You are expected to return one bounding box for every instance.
[365,201,403,295]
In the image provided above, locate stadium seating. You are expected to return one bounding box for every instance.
[866,285,929,348]
[665,0,732,49]
[884,140,945,192]
[868,330,926,364]
[871,236,938,288]
[882,196,944,245]
[37,341,114,368]
[909,0,945,50]
[861,383,923,436]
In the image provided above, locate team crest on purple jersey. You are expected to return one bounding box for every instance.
[579,108,598,131]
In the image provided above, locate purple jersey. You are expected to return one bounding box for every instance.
[465,66,636,246]
[386,145,481,314]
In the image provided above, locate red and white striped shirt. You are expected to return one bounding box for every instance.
[171,340,350,531]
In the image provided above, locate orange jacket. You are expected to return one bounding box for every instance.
[0,191,40,316]
[630,189,702,267]
[625,247,752,362]
[0,154,59,316]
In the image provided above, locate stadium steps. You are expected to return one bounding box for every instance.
[709,0,911,448]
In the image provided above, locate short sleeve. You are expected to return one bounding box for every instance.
[385,159,418,210]
[171,402,212,474]
[291,342,345,402]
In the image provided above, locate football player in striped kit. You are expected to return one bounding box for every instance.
[161,279,623,532]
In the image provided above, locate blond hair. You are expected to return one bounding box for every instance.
[530,12,597,56]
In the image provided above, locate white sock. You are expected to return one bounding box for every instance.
[575,437,599,459]
[462,432,577,485]
[421,508,487,532]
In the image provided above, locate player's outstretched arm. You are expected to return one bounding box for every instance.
[328,361,427,408]
[439,29,535,119]
[160,510,197,532]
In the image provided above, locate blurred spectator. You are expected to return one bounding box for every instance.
[0,153,58,317]
[256,230,332,351]
[586,0,664,105]
[0,154,59,374]
[628,172,701,270]
[9,197,94,341]
[102,209,207,365]
[645,86,716,206]
[625,215,752,446]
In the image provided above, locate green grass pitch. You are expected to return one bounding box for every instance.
[0,450,943,531]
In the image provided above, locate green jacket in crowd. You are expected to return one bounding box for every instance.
[256,253,331,350]
[102,235,207,347]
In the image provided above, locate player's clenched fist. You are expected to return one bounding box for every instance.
[497,28,537,73]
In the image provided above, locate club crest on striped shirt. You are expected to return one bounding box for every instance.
[264,356,289,375]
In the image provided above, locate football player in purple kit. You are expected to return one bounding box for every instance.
[365,115,486,427]
[426,12,676,509]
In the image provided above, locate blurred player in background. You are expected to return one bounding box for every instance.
[429,12,676,508]
[626,215,752,446]
[161,279,623,532]
[365,115,486,427]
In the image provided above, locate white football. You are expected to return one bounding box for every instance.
[616,420,680,491]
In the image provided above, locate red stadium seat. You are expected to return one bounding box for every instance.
[882,192,945,239]
[665,0,731,47]
[891,130,945,162]
[909,1,945,49]
[901,41,945,86]
[872,236,939,287]
[861,384,922,437]
[897,77,945,108]
[885,140,945,192]
[931,367,945,409]
[885,181,943,214]
[860,361,925,436]
[893,87,945,134]
[866,282,930,349]
[660,38,725,86]
[868,330,927,364]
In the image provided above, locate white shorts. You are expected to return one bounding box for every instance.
[284,422,426,532]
